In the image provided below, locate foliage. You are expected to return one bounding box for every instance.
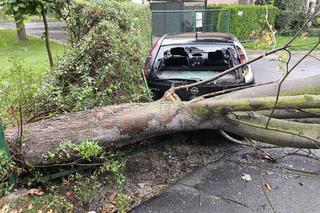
[0,150,15,197]
[35,0,151,113]
[78,140,103,160]
[44,140,103,163]
[255,0,274,4]
[205,7,226,32]
[69,173,103,205]
[273,0,310,35]
[99,156,126,186]
[0,0,46,18]
[0,181,14,197]
[307,27,320,37]
[117,193,129,213]
[0,28,64,125]
[9,192,74,212]
[244,35,320,51]
[208,5,277,40]
[0,56,38,125]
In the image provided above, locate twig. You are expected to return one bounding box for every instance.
[171,46,287,93]
[169,5,320,95]
[308,54,320,62]
[246,138,276,213]
[219,130,251,146]
[190,81,274,102]
[266,42,320,127]
[263,0,276,50]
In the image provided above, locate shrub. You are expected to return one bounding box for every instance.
[208,5,277,40]
[274,0,309,35]
[0,57,38,125]
[35,0,151,113]
[307,27,320,37]
[202,6,224,32]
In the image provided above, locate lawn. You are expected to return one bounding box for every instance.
[0,29,65,82]
[244,35,320,51]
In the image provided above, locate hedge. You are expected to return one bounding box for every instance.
[208,5,277,40]
[35,0,152,113]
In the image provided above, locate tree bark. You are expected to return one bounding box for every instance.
[14,15,27,41]
[41,10,54,67]
[4,76,320,165]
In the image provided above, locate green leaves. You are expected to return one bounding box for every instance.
[78,140,102,161]
[209,5,277,39]
[0,0,45,17]
[36,1,151,113]
[43,140,103,163]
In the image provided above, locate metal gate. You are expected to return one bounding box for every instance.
[151,9,231,38]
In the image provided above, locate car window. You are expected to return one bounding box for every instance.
[152,44,238,72]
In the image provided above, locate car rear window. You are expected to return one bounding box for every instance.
[152,44,239,72]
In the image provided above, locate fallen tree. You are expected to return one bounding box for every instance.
[5,75,320,165]
[3,2,320,166]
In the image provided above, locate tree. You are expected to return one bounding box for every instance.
[4,1,320,166]
[273,0,310,33]
[4,75,320,165]
[0,0,53,67]
[0,0,33,40]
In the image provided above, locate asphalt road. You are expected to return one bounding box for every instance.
[132,144,320,213]
[248,50,320,83]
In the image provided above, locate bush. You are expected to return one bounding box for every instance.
[202,6,224,32]
[208,5,277,40]
[274,0,309,35]
[307,27,320,37]
[35,0,151,113]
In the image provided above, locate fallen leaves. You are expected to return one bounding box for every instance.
[241,174,252,182]
[27,188,44,196]
[264,183,272,191]
[27,203,33,210]
[102,192,121,213]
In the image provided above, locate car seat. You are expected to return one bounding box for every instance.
[163,47,190,67]
[206,50,230,69]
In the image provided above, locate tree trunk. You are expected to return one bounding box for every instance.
[5,75,320,165]
[14,15,27,41]
[41,10,54,67]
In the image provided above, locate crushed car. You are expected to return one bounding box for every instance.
[143,32,255,100]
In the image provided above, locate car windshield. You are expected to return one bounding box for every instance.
[152,44,239,73]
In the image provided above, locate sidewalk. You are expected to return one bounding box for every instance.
[132,144,320,213]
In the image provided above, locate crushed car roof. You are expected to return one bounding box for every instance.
[161,32,236,45]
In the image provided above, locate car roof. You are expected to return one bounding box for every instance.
[161,32,237,46]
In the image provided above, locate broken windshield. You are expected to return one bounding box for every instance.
[152,44,239,73]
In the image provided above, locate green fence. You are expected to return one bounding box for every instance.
[151,9,231,38]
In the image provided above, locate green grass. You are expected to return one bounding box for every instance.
[0,29,65,82]
[244,35,320,51]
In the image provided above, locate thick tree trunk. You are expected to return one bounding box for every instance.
[14,15,27,41]
[5,76,320,165]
